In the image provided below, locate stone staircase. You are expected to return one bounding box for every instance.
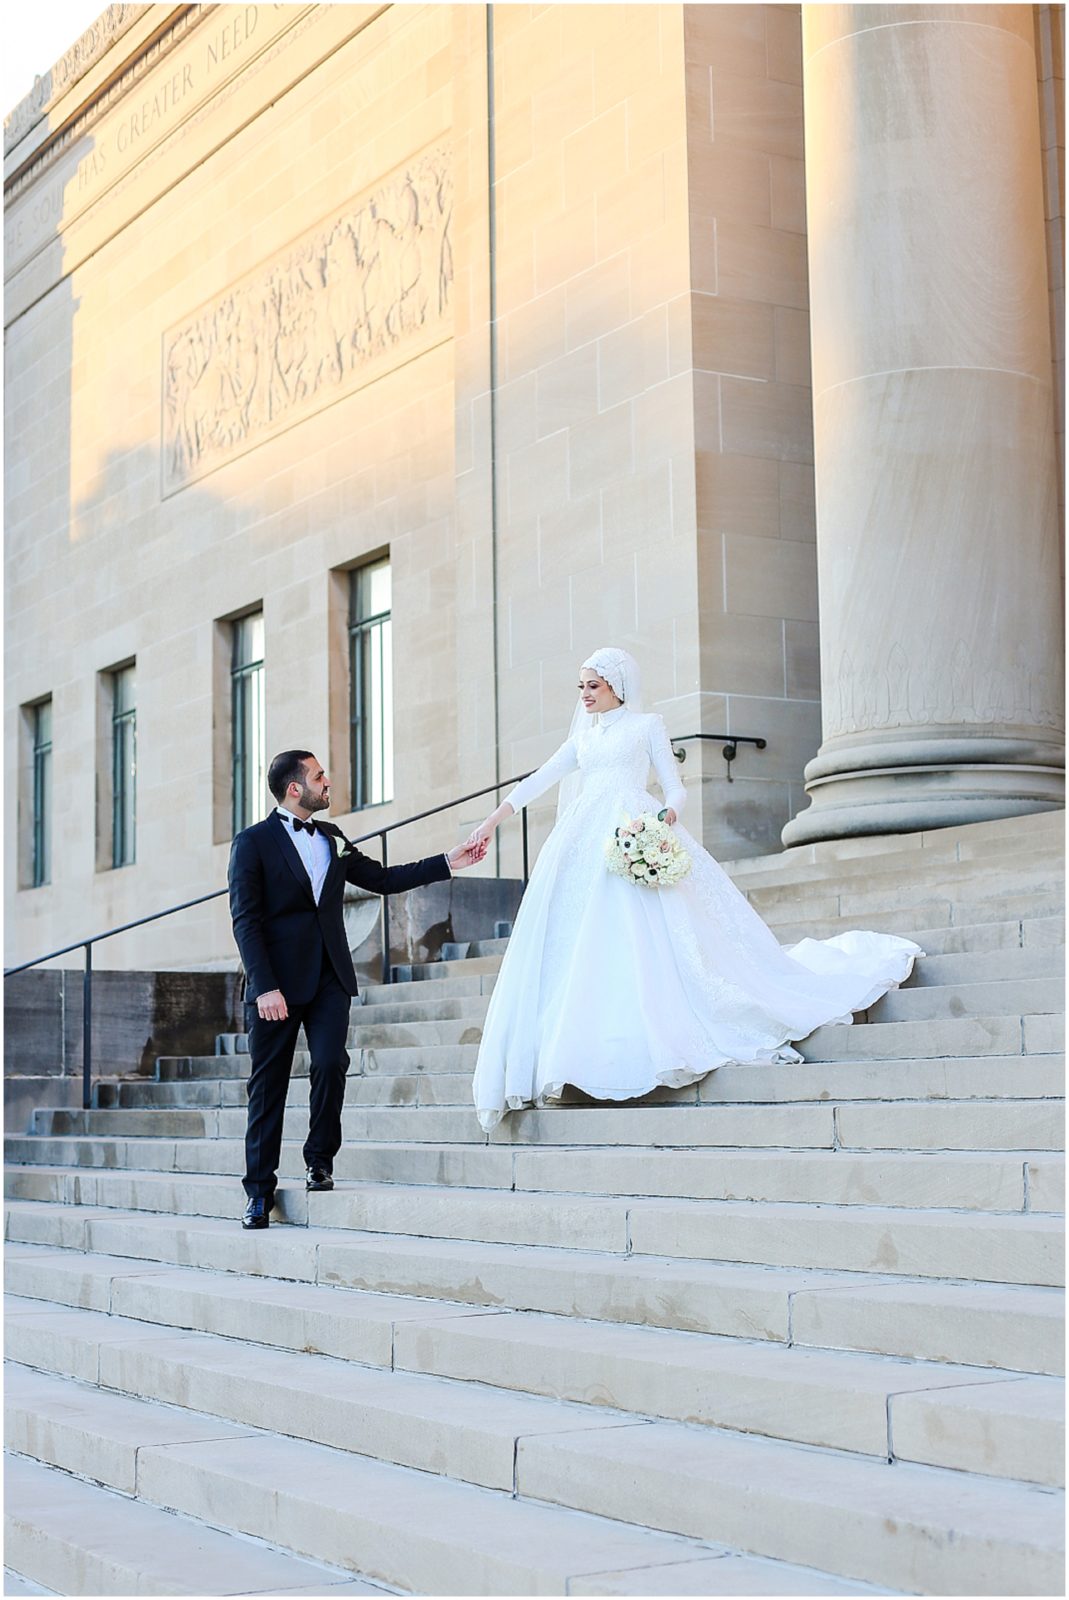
[4,810,1064,1596]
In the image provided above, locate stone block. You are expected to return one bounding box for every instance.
[835,1099,1063,1152]
[315,1230,845,1342]
[134,1428,715,1595]
[3,1246,174,1313]
[715,220,808,308]
[515,1422,1064,1594]
[394,1308,996,1457]
[1027,1157,1065,1215]
[891,1375,1065,1486]
[513,1145,1026,1212]
[307,1183,629,1251]
[4,1360,253,1494]
[95,1322,622,1492]
[790,1279,1064,1375]
[723,531,818,620]
[693,294,776,379]
[626,1199,1063,1285]
[569,1553,874,1595]
[721,376,814,465]
[4,1453,363,1598]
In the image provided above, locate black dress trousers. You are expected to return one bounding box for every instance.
[243,942,351,1199]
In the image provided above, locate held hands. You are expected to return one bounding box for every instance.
[256,989,288,1022]
[466,800,513,851]
[448,839,489,871]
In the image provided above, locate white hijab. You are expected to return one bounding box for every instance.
[558,647,645,818]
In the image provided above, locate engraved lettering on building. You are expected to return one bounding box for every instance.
[162,142,453,493]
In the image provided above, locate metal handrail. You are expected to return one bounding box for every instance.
[4,730,766,1108]
[4,772,534,1110]
[671,732,767,783]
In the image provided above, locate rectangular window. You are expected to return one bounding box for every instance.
[32,699,52,888]
[349,557,393,809]
[231,611,266,835]
[111,664,137,868]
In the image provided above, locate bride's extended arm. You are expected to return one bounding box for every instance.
[648,715,686,825]
[468,738,579,845]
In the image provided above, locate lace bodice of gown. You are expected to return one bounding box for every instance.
[506,706,686,817]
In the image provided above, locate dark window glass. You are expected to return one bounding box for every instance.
[111,665,137,868]
[32,699,52,888]
[349,559,393,809]
[231,612,265,835]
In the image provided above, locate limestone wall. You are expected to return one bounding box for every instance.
[4,3,1060,970]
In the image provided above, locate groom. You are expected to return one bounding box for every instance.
[228,749,486,1228]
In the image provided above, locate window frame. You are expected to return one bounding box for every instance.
[348,558,393,811]
[231,611,266,836]
[31,699,52,888]
[110,664,137,869]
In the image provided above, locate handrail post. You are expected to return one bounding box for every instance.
[82,942,93,1111]
[521,807,529,888]
[379,830,391,987]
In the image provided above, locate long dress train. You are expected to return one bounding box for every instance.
[472,704,923,1132]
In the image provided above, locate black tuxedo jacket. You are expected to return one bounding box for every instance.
[228,812,451,1004]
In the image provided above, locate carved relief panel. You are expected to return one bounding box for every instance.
[162,141,452,493]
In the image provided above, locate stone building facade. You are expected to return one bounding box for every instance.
[5,3,1064,972]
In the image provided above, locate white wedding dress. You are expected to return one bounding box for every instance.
[472,704,923,1131]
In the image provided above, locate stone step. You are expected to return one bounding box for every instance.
[389,1307,1064,1484]
[172,1011,1067,1083]
[7,1168,1061,1284]
[512,1414,1064,1595]
[771,910,1064,952]
[725,837,1063,889]
[7,1134,1061,1211]
[81,1053,1067,1114]
[865,976,1064,1022]
[29,1094,1065,1150]
[723,811,1064,878]
[180,983,1065,1075]
[3,1449,380,1597]
[362,972,495,1005]
[357,916,1062,1009]
[5,1279,1061,1481]
[353,996,490,1025]
[904,947,1065,986]
[6,1218,1061,1375]
[797,1013,1058,1061]
[2,1569,57,1597]
[27,1095,1062,1152]
[3,1297,644,1495]
[213,1037,484,1066]
[378,904,1065,993]
[1,1366,888,1598]
[745,861,1063,918]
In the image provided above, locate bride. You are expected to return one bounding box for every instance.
[467,646,923,1132]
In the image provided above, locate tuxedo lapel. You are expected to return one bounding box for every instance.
[265,812,316,904]
[319,823,348,897]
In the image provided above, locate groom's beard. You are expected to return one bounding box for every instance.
[297,786,330,814]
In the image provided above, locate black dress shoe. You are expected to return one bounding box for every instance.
[242,1195,274,1229]
[306,1165,334,1191]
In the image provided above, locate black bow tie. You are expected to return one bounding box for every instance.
[291,817,317,835]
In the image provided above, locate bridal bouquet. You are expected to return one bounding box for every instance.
[606,812,691,888]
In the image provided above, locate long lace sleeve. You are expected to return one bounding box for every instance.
[648,715,686,815]
[505,738,579,812]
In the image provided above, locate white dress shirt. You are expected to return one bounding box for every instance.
[275,806,332,904]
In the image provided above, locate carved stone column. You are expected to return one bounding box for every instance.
[783,4,1064,845]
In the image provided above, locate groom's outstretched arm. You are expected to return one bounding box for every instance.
[342,845,454,897]
[228,833,279,1001]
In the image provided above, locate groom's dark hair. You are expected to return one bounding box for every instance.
[268,750,315,803]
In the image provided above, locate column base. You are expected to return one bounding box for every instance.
[782,763,1065,847]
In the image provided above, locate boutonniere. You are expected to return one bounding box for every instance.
[333,834,353,859]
